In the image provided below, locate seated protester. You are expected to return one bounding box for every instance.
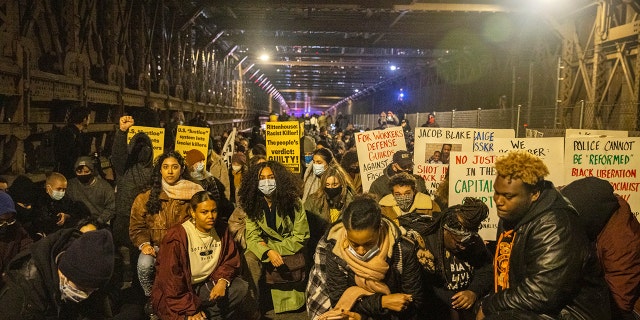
[66,156,116,225]
[7,175,38,239]
[208,144,231,200]
[319,195,424,320]
[421,198,492,320]
[305,165,354,249]
[32,172,87,238]
[477,151,610,319]
[0,192,32,275]
[0,229,115,319]
[184,149,234,221]
[369,150,428,199]
[302,148,336,202]
[151,191,250,320]
[129,151,204,303]
[228,153,247,205]
[227,156,266,250]
[561,177,640,319]
[240,161,310,314]
[379,172,440,227]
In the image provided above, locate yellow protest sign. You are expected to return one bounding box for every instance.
[127,126,165,162]
[174,125,210,161]
[266,121,301,173]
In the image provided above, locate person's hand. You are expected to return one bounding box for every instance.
[56,213,70,226]
[187,311,207,320]
[141,243,156,257]
[476,305,485,320]
[451,290,477,310]
[381,293,413,312]
[209,279,227,301]
[267,249,284,267]
[342,310,361,320]
[119,116,134,132]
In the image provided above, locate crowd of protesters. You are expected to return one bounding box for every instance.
[0,107,637,320]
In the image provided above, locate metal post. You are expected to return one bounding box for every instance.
[451,109,456,128]
[579,100,585,129]
[516,105,521,137]
[477,108,482,128]
[554,57,563,129]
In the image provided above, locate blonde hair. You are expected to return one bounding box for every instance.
[494,151,549,186]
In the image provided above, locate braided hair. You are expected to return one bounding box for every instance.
[443,197,489,233]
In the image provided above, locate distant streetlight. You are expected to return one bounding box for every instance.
[259,54,270,61]
[389,65,397,71]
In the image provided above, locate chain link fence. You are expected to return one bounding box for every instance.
[347,102,639,137]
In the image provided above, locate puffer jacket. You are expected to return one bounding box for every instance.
[481,183,611,319]
[129,190,191,248]
[324,218,425,320]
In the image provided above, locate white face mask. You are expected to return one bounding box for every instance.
[258,179,276,196]
[348,244,380,262]
[232,165,242,172]
[194,161,205,173]
[312,163,326,176]
[59,275,90,303]
[49,188,65,201]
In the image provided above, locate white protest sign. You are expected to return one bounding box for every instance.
[355,127,407,193]
[494,137,565,186]
[565,129,628,138]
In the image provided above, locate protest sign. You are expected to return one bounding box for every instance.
[174,125,210,161]
[494,137,565,186]
[565,137,640,221]
[472,129,515,152]
[448,151,499,240]
[413,128,475,196]
[565,129,628,138]
[355,127,407,192]
[265,121,301,173]
[221,127,236,169]
[127,126,165,161]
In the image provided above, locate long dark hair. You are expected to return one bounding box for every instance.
[238,161,302,221]
[146,151,187,214]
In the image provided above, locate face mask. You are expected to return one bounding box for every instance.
[194,162,205,173]
[59,276,90,303]
[304,155,313,164]
[313,163,326,176]
[76,174,93,184]
[394,193,415,211]
[258,179,276,196]
[325,186,342,199]
[190,170,205,180]
[232,165,242,172]
[50,189,65,201]
[348,244,380,262]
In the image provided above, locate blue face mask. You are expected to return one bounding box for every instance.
[312,163,326,176]
[348,244,381,262]
[304,155,313,164]
[258,179,276,196]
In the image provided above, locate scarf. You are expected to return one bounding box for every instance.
[161,179,204,200]
[339,226,392,295]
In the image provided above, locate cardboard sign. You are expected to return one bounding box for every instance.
[355,127,407,193]
[448,151,499,240]
[221,127,236,169]
[565,129,628,138]
[265,121,301,173]
[127,126,165,161]
[472,129,515,152]
[493,137,565,186]
[174,125,210,161]
[565,137,640,221]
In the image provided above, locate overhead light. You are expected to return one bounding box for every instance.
[390,65,397,71]
[259,54,270,61]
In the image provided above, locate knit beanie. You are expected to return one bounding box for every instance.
[184,149,205,167]
[0,192,16,216]
[74,156,95,172]
[58,229,115,288]
[560,177,619,241]
[231,153,246,166]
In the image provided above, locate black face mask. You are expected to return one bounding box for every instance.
[349,167,360,174]
[0,225,10,237]
[325,186,343,199]
[77,174,93,184]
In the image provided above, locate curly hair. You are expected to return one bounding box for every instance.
[494,151,549,188]
[146,151,187,214]
[387,172,416,191]
[238,161,302,222]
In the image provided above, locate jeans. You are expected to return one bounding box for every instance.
[195,277,250,320]
[137,246,159,296]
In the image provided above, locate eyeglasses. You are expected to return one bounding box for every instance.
[443,224,474,244]
[0,218,16,227]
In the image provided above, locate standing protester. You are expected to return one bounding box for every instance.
[421,113,439,128]
[151,191,249,320]
[561,177,640,319]
[0,229,115,319]
[477,151,610,319]
[54,107,91,179]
